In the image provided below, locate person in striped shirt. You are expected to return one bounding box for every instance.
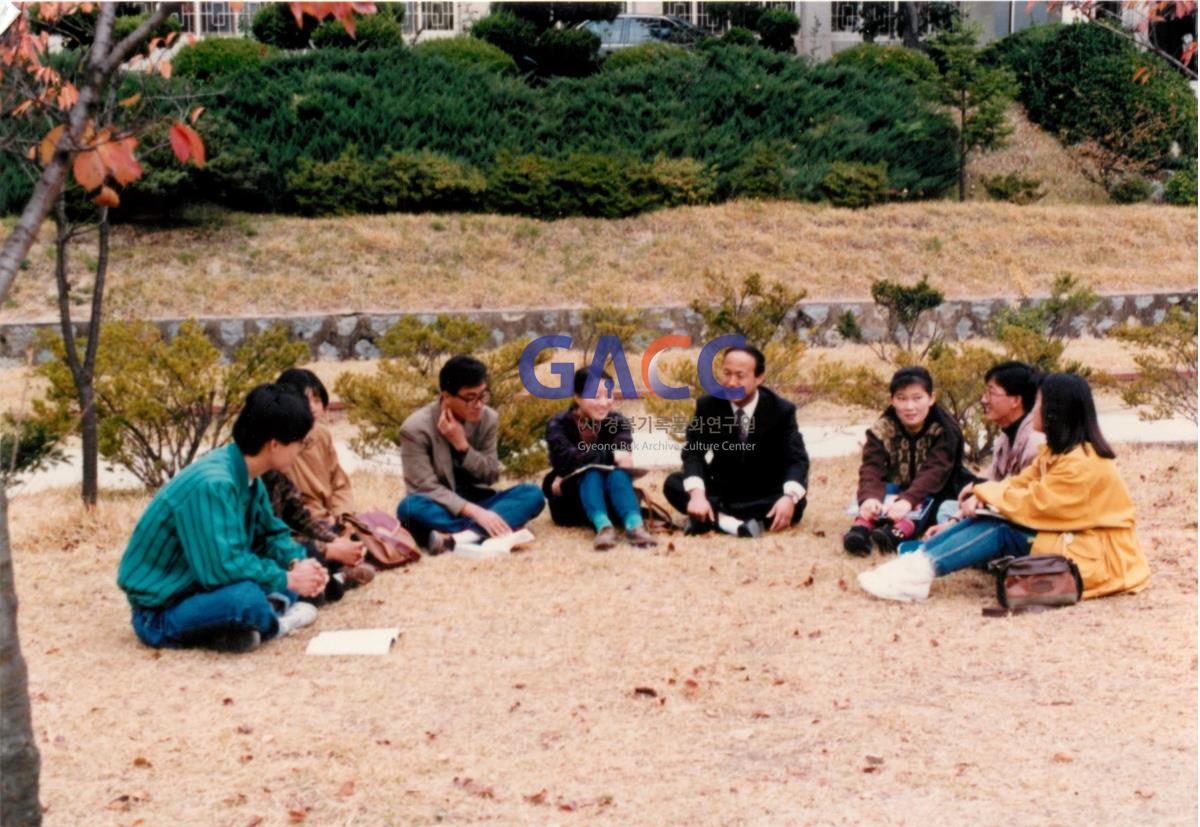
[118,384,330,653]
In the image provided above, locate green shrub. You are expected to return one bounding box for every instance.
[311,12,405,50]
[252,3,318,49]
[992,274,1099,372]
[822,161,889,208]
[1111,305,1197,423]
[982,172,1046,204]
[95,44,956,219]
[987,23,1197,170]
[112,10,182,54]
[755,8,799,53]
[535,27,601,77]
[1108,174,1153,203]
[721,26,759,48]
[469,10,539,66]
[33,321,307,489]
[602,41,685,71]
[285,148,487,215]
[173,37,274,80]
[830,43,939,87]
[1163,164,1197,206]
[412,37,517,74]
[286,146,383,215]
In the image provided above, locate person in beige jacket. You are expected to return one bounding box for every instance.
[396,355,545,554]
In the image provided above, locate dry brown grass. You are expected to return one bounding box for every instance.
[9,444,1195,826]
[967,105,1113,205]
[3,200,1194,323]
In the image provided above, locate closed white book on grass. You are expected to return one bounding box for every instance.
[453,528,536,560]
[305,627,400,656]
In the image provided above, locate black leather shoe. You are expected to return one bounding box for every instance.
[843,525,871,556]
[683,518,711,536]
[870,520,898,554]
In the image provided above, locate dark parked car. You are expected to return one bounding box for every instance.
[577,14,709,54]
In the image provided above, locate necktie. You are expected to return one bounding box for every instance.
[736,408,749,443]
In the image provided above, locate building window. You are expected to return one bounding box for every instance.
[402,1,456,34]
[179,2,262,36]
[670,1,796,34]
[832,1,860,33]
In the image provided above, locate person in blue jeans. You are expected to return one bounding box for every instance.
[396,355,545,554]
[542,368,657,551]
[118,384,331,653]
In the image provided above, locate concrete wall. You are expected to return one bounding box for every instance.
[1,291,1192,367]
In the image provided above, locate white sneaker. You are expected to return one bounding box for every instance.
[276,601,318,636]
[858,550,936,602]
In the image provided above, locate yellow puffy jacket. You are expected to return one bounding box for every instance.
[974,444,1150,599]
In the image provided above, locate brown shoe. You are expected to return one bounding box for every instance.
[593,526,618,552]
[625,526,658,548]
[343,564,375,588]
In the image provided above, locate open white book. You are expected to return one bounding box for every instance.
[562,463,649,481]
[453,528,536,560]
[305,627,400,656]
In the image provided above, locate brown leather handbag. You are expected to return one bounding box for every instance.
[988,554,1083,610]
[342,512,421,568]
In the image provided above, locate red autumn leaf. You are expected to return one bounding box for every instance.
[1052,752,1074,763]
[73,150,105,191]
[190,105,206,124]
[93,183,125,210]
[11,99,34,117]
[57,83,78,110]
[170,122,205,167]
[287,809,308,822]
[337,780,355,797]
[1132,66,1151,84]
[1181,41,1197,66]
[524,789,548,805]
[452,777,495,799]
[119,92,142,107]
[132,756,152,768]
[97,135,143,186]
[39,124,64,165]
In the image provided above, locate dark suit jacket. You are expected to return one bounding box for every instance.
[681,386,809,503]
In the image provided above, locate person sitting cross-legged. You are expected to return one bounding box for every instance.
[396,355,546,554]
[842,366,966,556]
[117,384,330,653]
[663,345,809,538]
[543,367,657,552]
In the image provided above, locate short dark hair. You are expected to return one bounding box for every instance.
[723,345,766,377]
[573,366,614,397]
[275,367,329,408]
[890,366,933,396]
[1038,373,1115,458]
[439,355,488,395]
[232,384,313,456]
[985,361,1039,412]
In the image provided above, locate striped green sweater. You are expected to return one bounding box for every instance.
[117,443,306,609]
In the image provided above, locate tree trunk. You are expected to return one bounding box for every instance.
[900,2,922,49]
[959,90,968,202]
[0,486,42,826]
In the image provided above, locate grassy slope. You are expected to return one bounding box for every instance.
[2,200,1194,323]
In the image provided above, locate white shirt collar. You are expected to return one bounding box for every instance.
[730,390,759,420]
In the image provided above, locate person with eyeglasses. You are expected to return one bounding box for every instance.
[396,355,546,554]
[921,361,1045,540]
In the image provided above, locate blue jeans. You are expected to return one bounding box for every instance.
[898,517,1036,577]
[577,468,643,531]
[397,483,546,545]
[130,580,280,649]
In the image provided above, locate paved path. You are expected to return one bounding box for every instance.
[8,411,1194,498]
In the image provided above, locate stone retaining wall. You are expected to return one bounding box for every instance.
[0,290,1192,366]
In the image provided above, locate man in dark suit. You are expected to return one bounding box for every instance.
[663,345,809,537]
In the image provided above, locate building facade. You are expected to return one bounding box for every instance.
[173,1,1067,54]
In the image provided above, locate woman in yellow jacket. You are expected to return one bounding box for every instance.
[858,373,1150,602]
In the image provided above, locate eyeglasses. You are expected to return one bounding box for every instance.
[982,386,1012,400]
[454,390,490,407]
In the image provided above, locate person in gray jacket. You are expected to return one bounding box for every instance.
[396,355,545,554]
